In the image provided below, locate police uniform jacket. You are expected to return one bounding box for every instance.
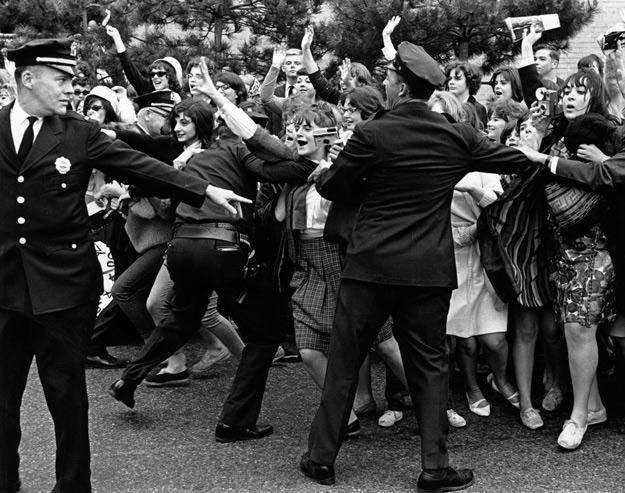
[0,106,208,314]
[315,100,532,288]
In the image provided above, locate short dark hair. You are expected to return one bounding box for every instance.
[214,71,248,105]
[169,98,215,147]
[445,61,482,96]
[340,86,384,119]
[577,54,604,77]
[490,67,524,103]
[534,44,560,62]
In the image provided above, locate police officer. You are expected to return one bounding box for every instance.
[300,42,534,491]
[0,38,248,493]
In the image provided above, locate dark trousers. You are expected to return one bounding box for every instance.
[0,300,98,493]
[121,237,246,384]
[111,244,167,340]
[220,289,288,427]
[307,279,451,470]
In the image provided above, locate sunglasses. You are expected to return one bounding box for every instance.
[87,104,103,112]
[151,70,168,78]
[74,89,90,96]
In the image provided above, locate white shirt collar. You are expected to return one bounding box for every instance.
[10,99,33,125]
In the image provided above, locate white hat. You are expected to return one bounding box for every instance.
[154,56,184,88]
[84,85,120,119]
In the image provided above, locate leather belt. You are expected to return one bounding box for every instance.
[173,223,250,248]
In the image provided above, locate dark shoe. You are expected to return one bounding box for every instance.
[86,352,128,368]
[107,379,136,409]
[299,452,335,486]
[417,467,475,493]
[345,419,361,439]
[354,400,377,418]
[145,369,190,387]
[215,423,273,443]
[9,477,21,492]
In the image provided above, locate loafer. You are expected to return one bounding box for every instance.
[86,352,128,368]
[8,477,21,492]
[520,408,544,430]
[215,423,273,443]
[378,410,404,428]
[354,400,377,418]
[587,407,607,426]
[345,419,361,438]
[487,373,520,409]
[145,369,190,387]
[108,379,136,409]
[272,346,286,364]
[417,466,475,492]
[190,349,230,379]
[557,419,587,450]
[466,394,490,417]
[447,409,466,428]
[542,387,564,412]
[300,452,335,486]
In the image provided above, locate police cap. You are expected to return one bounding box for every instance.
[7,38,76,76]
[392,42,446,88]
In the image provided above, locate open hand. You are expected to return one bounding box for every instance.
[382,16,401,39]
[272,45,287,68]
[301,26,314,52]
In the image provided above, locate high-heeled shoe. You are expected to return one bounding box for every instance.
[466,393,490,417]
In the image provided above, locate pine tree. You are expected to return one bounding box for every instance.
[320,0,599,73]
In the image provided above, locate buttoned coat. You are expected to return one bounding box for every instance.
[314,101,532,288]
[0,106,208,314]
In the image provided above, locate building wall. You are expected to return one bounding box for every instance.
[558,0,623,77]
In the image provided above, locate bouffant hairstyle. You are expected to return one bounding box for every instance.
[214,71,248,105]
[348,62,375,87]
[168,98,215,147]
[293,100,337,128]
[487,99,526,123]
[445,61,482,96]
[339,86,384,120]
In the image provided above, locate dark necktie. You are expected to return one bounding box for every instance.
[17,116,38,164]
[287,85,294,97]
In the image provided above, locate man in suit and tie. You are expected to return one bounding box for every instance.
[0,38,249,493]
[267,48,302,135]
[299,42,535,491]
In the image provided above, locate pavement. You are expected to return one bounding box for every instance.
[16,343,625,492]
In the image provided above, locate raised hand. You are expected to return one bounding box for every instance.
[195,56,220,101]
[382,16,401,39]
[382,16,400,61]
[272,45,287,68]
[339,58,352,81]
[301,26,314,52]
